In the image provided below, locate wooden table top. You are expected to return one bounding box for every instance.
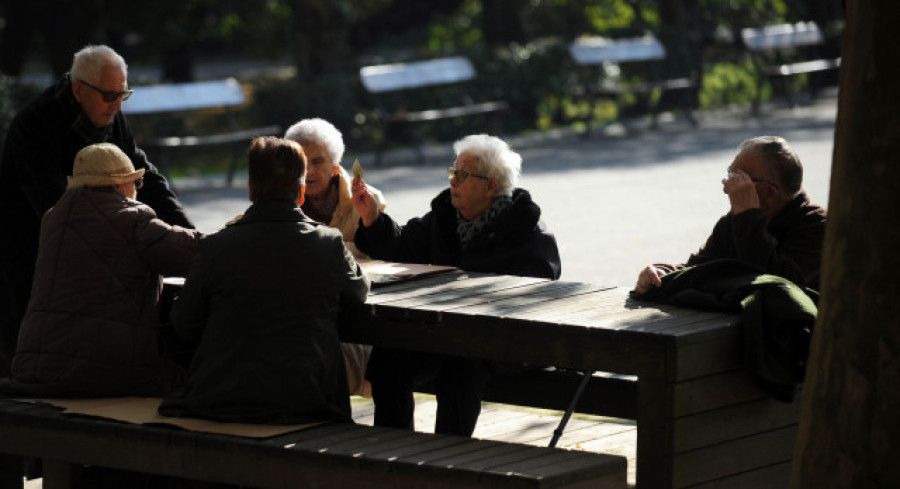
[340,271,742,380]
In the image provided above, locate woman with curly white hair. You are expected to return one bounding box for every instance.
[284,118,385,399]
[284,118,386,258]
[351,133,561,436]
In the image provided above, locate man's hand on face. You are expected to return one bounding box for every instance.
[722,169,760,215]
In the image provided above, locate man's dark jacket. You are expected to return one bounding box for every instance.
[0,76,193,346]
[355,188,561,280]
[159,201,369,424]
[664,190,826,290]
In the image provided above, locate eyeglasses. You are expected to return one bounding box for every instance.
[79,79,133,103]
[448,167,490,184]
[134,176,143,189]
[726,168,779,190]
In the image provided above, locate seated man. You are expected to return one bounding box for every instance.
[3,143,200,397]
[635,135,827,293]
[159,137,369,424]
[284,117,385,398]
[351,134,561,436]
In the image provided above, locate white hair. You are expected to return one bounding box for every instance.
[70,45,128,83]
[453,134,521,196]
[284,118,345,166]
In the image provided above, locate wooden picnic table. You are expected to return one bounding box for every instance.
[339,270,802,489]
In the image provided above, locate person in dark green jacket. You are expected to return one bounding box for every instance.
[635,135,827,293]
[159,137,369,424]
[350,134,561,436]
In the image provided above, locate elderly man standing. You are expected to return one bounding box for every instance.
[0,45,193,376]
[634,135,827,293]
[284,117,386,399]
[351,134,561,436]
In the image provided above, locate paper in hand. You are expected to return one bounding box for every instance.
[351,159,365,180]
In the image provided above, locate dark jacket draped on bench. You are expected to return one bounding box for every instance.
[634,259,818,402]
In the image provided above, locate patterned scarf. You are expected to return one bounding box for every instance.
[457,194,513,251]
[301,176,340,224]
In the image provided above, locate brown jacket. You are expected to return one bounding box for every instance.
[6,187,200,397]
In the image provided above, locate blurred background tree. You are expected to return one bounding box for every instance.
[0,0,845,164]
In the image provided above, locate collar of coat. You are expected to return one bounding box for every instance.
[229,200,319,226]
[430,187,544,246]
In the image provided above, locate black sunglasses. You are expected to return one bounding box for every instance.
[79,79,133,103]
[134,176,143,189]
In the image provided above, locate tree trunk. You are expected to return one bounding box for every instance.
[790,1,900,488]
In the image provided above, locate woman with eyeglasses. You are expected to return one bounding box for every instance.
[2,144,201,399]
[284,117,386,399]
[350,133,560,437]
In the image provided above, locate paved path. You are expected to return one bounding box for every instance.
[176,95,836,287]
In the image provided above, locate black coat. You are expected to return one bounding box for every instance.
[0,76,193,345]
[159,201,369,424]
[355,188,561,280]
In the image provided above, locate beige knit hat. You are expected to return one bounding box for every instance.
[68,143,145,188]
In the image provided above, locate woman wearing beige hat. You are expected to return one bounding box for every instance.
[1,143,201,397]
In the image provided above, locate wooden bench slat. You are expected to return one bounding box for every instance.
[671,425,797,488]
[673,397,801,453]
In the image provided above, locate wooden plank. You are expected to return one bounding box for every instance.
[684,461,791,489]
[635,377,673,489]
[672,369,772,417]
[569,36,666,65]
[671,426,797,488]
[417,442,533,466]
[673,398,800,452]
[672,326,743,381]
[436,281,608,316]
[373,275,547,310]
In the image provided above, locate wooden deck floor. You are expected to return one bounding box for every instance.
[352,394,638,487]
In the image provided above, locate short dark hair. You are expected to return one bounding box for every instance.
[248,137,307,202]
[738,136,803,195]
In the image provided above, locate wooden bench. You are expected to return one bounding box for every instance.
[359,56,509,165]
[568,34,699,135]
[122,78,281,186]
[740,21,842,114]
[0,398,627,489]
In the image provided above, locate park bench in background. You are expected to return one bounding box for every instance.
[359,56,508,165]
[0,398,627,489]
[122,78,281,186]
[741,21,842,115]
[567,34,699,136]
